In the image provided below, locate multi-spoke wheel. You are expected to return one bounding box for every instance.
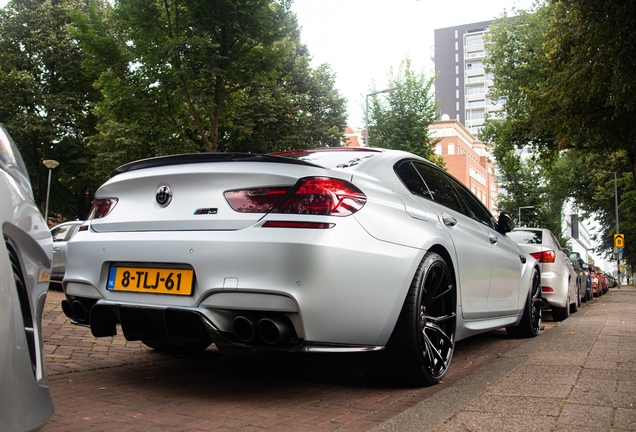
[376,251,456,386]
[506,267,541,338]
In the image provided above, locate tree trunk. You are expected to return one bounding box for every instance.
[208,74,224,153]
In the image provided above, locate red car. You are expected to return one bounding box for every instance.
[595,266,608,294]
[585,263,603,297]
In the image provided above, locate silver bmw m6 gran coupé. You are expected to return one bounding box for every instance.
[62,148,541,386]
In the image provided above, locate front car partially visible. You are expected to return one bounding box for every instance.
[0,125,55,431]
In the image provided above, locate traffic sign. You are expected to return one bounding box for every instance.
[615,234,625,248]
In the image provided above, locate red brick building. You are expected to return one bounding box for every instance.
[429,119,498,213]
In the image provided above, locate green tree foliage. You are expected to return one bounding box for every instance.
[484,1,636,267]
[525,0,636,192]
[366,58,443,165]
[0,0,102,221]
[77,0,346,175]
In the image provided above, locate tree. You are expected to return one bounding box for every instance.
[77,0,296,157]
[0,0,102,221]
[524,0,636,192]
[217,29,347,153]
[366,58,443,165]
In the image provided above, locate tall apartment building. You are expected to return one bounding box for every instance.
[432,21,504,137]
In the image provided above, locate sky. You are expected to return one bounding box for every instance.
[290,0,537,128]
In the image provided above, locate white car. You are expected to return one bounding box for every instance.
[0,124,55,429]
[509,228,578,321]
[50,220,84,282]
[63,148,541,386]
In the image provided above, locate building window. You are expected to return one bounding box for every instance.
[467,110,485,120]
[466,35,484,46]
[456,102,460,111]
[470,167,487,186]
[448,144,455,155]
[455,65,459,74]
[455,41,458,50]
[467,86,485,95]
[467,100,486,108]
[456,77,459,86]
[435,144,442,155]
[456,114,460,120]
[455,30,458,39]
[466,61,483,70]
[455,53,459,62]
[467,75,484,83]
[456,89,459,99]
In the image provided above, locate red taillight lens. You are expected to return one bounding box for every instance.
[225,177,366,216]
[274,177,366,216]
[263,221,335,229]
[224,188,290,213]
[542,287,553,293]
[88,198,118,219]
[530,250,556,263]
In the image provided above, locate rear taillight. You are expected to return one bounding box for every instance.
[224,188,291,213]
[225,177,366,216]
[542,287,553,293]
[88,198,118,220]
[530,250,556,263]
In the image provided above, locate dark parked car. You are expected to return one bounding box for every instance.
[568,251,592,302]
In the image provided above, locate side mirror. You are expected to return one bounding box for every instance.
[497,212,515,234]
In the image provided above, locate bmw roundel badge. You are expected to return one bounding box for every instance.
[156,185,172,207]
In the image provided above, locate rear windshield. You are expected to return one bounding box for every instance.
[508,230,543,244]
[273,149,380,168]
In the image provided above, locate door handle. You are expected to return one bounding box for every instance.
[53,247,60,252]
[489,234,499,245]
[442,213,457,227]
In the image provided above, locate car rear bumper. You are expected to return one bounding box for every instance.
[63,219,423,348]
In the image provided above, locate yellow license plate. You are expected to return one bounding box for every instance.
[107,267,194,295]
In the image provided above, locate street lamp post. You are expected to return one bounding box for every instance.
[365,86,400,147]
[518,205,535,227]
[594,171,620,289]
[43,159,59,226]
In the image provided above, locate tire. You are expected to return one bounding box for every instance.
[142,337,211,354]
[506,267,541,338]
[375,252,456,386]
[570,282,579,314]
[552,293,570,321]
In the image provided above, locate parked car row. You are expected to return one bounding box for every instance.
[0,124,55,430]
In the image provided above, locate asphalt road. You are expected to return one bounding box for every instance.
[41,286,559,431]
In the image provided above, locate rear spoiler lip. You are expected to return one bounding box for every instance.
[113,152,322,176]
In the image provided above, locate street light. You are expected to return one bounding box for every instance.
[365,86,400,147]
[594,171,620,289]
[518,205,534,227]
[43,159,59,226]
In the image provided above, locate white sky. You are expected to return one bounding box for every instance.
[290,0,537,128]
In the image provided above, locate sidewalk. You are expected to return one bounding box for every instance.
[372,286,636,432]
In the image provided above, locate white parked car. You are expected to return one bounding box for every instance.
[50,220,84,282]
[509,228,578,321]
[63,148,541,386]
[0,124,55,429]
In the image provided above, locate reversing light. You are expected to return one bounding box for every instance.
[225,188,291,213]
[88,198,118,220]
[530,250,556,263]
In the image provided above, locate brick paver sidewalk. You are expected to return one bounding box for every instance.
[41,287,558,431]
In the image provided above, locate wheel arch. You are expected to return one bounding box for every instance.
[426,244,459,304]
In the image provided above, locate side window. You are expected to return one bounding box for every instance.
[413,163,464,214]
[447,177,496,229]
[395,161,432,200]
[51,225,70,242]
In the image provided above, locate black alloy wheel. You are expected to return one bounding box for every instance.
[506,266,541,338]
[377,252,456,386]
